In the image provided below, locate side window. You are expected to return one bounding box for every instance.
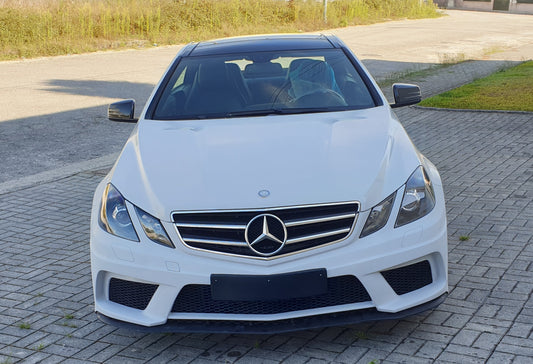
[153,64,191,119]
[171,66,187,91]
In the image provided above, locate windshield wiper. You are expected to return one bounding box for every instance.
[226,107,337,118]
[225,109,285,117]
[275,107,336,115]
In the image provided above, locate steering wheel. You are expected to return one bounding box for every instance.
[291,89,347,108]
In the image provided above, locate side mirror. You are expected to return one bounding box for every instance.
[390,84,421,108]
[108,99,138,122]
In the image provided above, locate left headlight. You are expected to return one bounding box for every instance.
[395,166,436,227]
[360,192,396,238]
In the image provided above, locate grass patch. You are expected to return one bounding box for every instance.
[419,61,533,112]
[17,322,31,329]
[0,0,440,60]
[35,343,46,351]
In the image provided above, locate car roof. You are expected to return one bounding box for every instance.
[188,34,339,56]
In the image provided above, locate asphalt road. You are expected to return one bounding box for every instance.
[0,10,532,185]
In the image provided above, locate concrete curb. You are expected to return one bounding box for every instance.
[414,106,533,114]
[0,153,117,195]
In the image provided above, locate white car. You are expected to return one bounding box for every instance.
[91,34,448,333]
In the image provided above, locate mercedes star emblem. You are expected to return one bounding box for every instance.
[258,189,270,198]
[245,214,287,256]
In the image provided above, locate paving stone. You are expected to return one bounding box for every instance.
[415,341,446,360]
[296,346,338,361]
[20,351,54,364]
[513,355,533,364]
[507,323,533,338]
[486,352,515,364]
[384,352,433,364]
[334,346,369,363]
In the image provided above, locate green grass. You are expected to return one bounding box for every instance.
[17,322,31,329]
[35,343,46,351]
[419,61,533,112]
[0,0,440,60]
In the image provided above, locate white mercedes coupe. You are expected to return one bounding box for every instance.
[90,34,448,333]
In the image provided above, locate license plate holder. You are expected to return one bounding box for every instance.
[211,268,327,301]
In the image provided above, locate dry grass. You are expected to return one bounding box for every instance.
[0,0,440,60]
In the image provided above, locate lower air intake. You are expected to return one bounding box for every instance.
[172,275,371,314]
[381,260,433,295]
[109,278,158,310]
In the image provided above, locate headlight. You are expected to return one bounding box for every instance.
[134,207,175,248]
[98,184,139,241]
[395,166,436,227]
[360,192,396,238]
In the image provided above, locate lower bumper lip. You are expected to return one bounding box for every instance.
[96,293,447,334]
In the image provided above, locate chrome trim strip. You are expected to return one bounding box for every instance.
[183,238,247,247]
[176,222,246,230]
[171,200,359,217]
[284,213,356,227]
[286,228,352,245]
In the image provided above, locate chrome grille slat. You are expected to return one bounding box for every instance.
[284,213,356,227]
[173,201,359,258]
[286,228,352,245]
[183,238,247,247]
[177,223,246,230]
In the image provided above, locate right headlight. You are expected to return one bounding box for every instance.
[395,166,436,227]
[98,183,139,241]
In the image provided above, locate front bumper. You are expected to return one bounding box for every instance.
[90,178,448,333]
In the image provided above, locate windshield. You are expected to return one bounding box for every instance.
[152,49,376,120]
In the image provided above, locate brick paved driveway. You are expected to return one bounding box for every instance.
[1,103,532,363]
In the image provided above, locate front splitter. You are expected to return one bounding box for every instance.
[96,293,447,334]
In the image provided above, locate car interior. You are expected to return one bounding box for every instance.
[153,52,375,120]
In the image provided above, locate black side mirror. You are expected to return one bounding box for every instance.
[390,84,421,108]
[108,99,138,122]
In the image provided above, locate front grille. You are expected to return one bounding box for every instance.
[108,278,158,310]
[381,260,433,295]
[172,275,371,314]
[172,202,359,258]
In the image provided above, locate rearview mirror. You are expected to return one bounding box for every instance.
[108,99,138,122]
[390,84,421,108]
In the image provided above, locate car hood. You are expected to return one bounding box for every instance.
[110,108,422,221]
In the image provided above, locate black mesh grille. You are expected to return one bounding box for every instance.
[381,260,433,295]
[109,278,158,310]
[172,275,371,314]
[173,202,359,258]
